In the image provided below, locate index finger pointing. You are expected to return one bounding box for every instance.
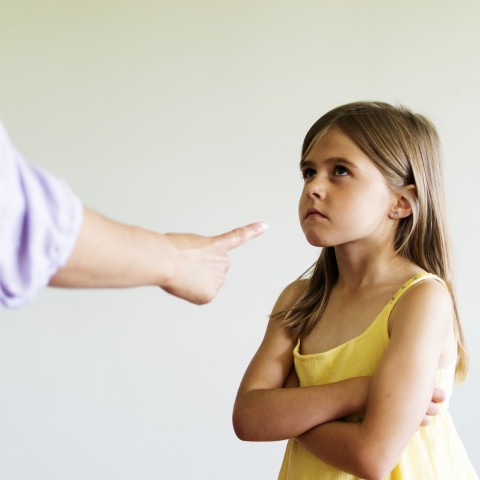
[213,222,268,251]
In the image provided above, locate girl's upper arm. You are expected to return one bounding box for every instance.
[358,279,454,473]
[234,280,373,442]
[236,281,305,394]
[297,279,455,479]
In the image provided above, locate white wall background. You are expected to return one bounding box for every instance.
[0,1,478,478]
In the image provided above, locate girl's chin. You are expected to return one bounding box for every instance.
[304,233,331,248]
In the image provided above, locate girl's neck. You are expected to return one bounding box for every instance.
[334,243,421,292]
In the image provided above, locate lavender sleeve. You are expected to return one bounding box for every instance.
[0,121,84,308]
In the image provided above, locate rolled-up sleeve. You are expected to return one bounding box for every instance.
[0,121,83,308]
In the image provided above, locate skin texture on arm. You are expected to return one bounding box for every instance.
[232,281,370,442]
[295,280,454,480]
[49,207,268,305]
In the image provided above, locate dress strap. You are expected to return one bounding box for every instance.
[389,272,446,308]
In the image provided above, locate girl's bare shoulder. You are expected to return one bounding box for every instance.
[400,276,451,306]
[390,276,453,331]
[272,279,309,313]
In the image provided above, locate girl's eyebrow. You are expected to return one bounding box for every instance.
[299,157,357,169]
[299,159,315,169]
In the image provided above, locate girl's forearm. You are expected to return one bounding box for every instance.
[296,421,377,478]
[297,412,422,479]
[233,377,368,442]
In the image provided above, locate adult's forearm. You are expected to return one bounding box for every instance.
[49,207,173,289]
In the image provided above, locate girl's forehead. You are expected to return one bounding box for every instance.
[303,127,369,162]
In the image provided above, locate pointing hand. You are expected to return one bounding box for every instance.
[162,222,268,304]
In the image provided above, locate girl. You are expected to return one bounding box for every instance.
[233,102,478,479]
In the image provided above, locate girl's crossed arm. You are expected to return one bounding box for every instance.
[233,281,370,442]
[295,280,454,479]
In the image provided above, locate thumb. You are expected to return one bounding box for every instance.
[213,222,268,251]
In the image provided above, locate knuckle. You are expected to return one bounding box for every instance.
[232,228,247,244]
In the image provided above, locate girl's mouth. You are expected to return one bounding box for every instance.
[306,207,327,219]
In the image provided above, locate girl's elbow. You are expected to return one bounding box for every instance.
[232,407,257,441]
[354,466,390,480]
[232,417,250,441]
[233,406,275,441]
[353,445,395,480]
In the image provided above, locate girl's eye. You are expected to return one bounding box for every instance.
[301,168,316,179]
[334,165,349,176]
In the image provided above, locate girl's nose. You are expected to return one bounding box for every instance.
[305,177,326,200]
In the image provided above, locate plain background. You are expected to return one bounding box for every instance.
[0,1,478,478]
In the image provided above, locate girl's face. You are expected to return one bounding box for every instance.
[299,127,397,249]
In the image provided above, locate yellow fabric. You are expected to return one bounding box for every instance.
[278,273,478,480]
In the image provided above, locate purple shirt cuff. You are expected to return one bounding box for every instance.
[0,121,83,308]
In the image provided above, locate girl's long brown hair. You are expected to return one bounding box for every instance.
[273,101,468,380]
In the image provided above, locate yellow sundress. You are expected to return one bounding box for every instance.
[278,273,478,479]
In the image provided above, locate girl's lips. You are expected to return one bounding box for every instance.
[306,207,327,219]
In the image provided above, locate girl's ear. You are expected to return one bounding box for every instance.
[389,185,416,219]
